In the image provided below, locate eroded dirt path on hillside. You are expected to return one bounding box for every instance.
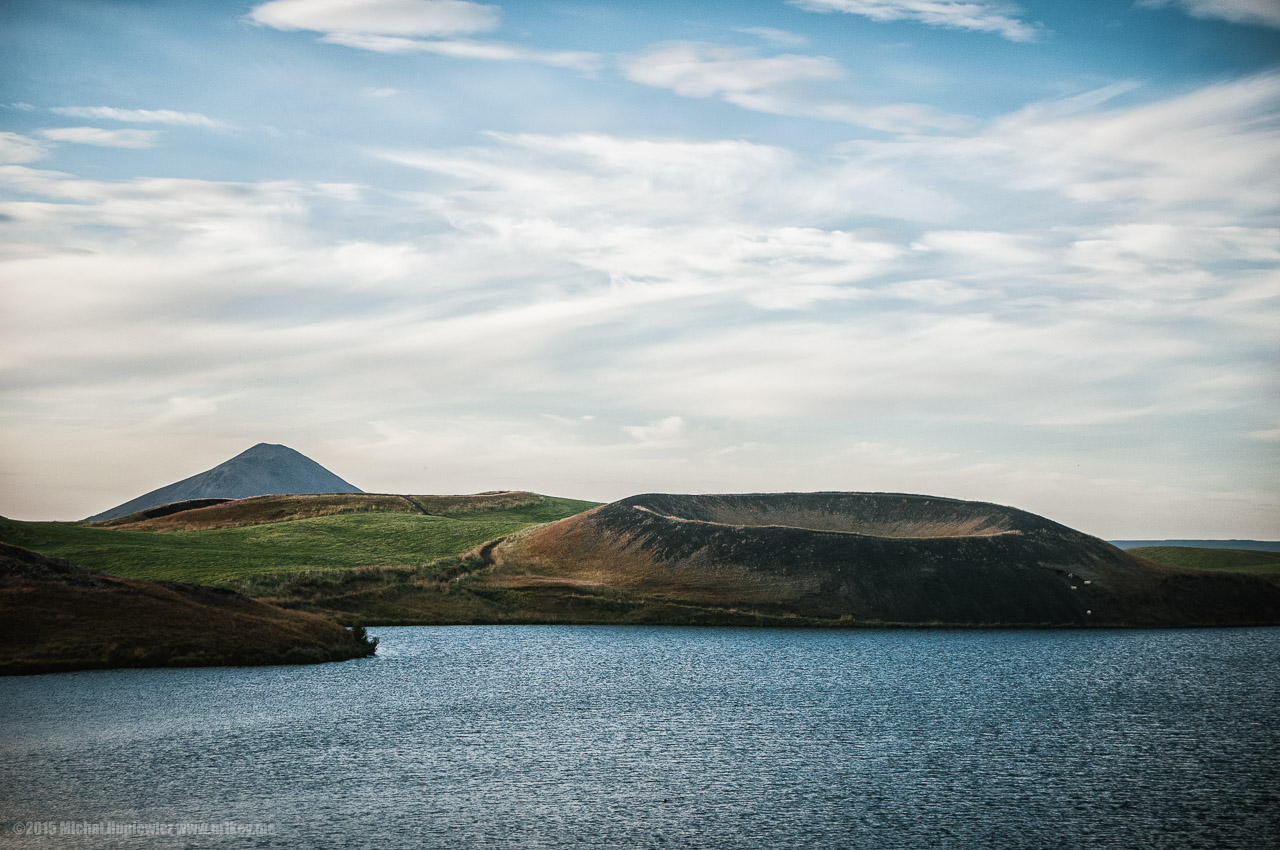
[478,538,504,566]
[399,496,432,516]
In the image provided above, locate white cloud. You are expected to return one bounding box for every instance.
[250,0,499,36]
[0,132,46,164]
[0,167,341,234]
[322,33,601,70]
[843,72,1280,225]
[1067,224,1280,275]
[50,106,224,128]
[623,416,687,446]
[880,278,980,305]
[367,69,1280,320]
[378,132,807,224]
[363,87,401,97]
[37,127,159,149]
[355,82,1278,434]
[910,230,1049,269]
[3,74,1278,534]
[252,0,600,70]
[624,42,842,96]
[1013,75,1280,217]
[790,0,1040,41]
[735,27,809,47]
[152,396,219,426]
[1140,0,1280,29]
[623,42,967,132]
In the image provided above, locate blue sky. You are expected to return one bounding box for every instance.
[1,0,1277,537]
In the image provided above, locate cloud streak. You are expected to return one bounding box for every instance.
[0,132,46,163]
[622,42,969,132]
[37,127,158,148]
[790,0,1041,41]
[251,0,599,70]
[1140,0,1280,29]
[249,0,500,36]
[50,107,225,129]
[321,33,601,69]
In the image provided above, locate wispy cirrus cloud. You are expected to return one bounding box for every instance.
[624,43,843,96]
[251,0,599,70]
[622,42,968,132]
[790,0,1041,41]
[734,27,810,47]
[37,127,158,149]
[50,106,225,129]
[1250,425,1280,442]
[322,32,600,69]
[249,0,500,36]
[623,416,687,447]
[1139,0,1280,29]
[954,72,1280,220]
[151,395,220,427]
[0,132,46,163]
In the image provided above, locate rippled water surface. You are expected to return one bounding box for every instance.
[2,627,1278,848]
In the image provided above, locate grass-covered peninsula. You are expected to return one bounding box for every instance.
[0,542,378,676]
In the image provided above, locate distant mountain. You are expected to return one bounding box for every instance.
[1111,540,1280,553]
[86,443,361,522]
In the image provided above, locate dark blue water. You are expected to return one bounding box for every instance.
[2,627,1278,849]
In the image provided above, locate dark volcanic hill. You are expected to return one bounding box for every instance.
[86,443,362,522]
[0,542,376,675]
[494,492,1280,627]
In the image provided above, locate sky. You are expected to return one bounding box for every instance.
[0,0,1278,538]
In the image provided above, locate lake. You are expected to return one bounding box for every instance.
[2,626,1278,848]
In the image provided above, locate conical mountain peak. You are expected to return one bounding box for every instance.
[86,444,362,522]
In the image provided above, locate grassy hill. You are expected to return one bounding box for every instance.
[0,492,598,585]
[1130,546,1280,578]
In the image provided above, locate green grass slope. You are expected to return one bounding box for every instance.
[1131,546,1280,578]
[0,493,598,585]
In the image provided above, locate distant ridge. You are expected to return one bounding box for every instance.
[86,443,361,522]
[1111,540,1280,553]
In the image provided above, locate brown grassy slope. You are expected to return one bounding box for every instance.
[96,490,544,532]
[0,543,376,675]
[494,492,1280,627]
